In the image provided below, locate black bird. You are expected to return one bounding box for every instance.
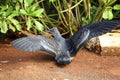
[11,20,120,65]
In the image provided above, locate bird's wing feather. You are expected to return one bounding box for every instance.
[11,35,58,56]
[70,20,120,50]
[75,29,90,49]
[88,20,120,39]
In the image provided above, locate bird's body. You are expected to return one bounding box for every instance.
[47,28,73,64]
[11,20,120,65]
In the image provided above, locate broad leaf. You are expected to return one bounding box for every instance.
[31,9,44,17]
[18,0,23,4]
[103,8,113,20]
[20,9,28,15]
[1,21,8,33]
[29,3,39,12]
[7,11,19,19]
[0,5,8,11]
[34,20,44,31]
[108,10,113,20]
[24,0,34,9]
[113,4,120,10]
[6,6,13,16]
[9,18,22,31]
[9,24,16,32]
[26,3,39,14]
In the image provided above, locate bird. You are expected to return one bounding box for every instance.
[11,20,120,65]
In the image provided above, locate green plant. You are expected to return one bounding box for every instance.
[43,0,83,35]
[0,5,21,33]
[45,0,120,35]
[101,0,120,20]
[19,0,44,33]
[78,0,120,26]
[0,0,119,36]
[0,0,44,34]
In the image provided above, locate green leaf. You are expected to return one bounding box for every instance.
[49,0,56,3]
[108,10,113,20]
[103,8,113,20]
[18,0,23,4]
[20,9,28,15]
[9,24,16,32]
[9,18,22,31]
[31,9,44,17]
[7,11,19,19]
[6,6,13,16]
[29,3,39,12]
[103,10,108,19]
[15,2,20,11]
[0,5,8,11]
[107,0,116,6]
[34,20,44,31]
[113,4,120,10]
[26,17,32,31]
[1,21,8,33]
[24,0,34,8]
[26,3,39,14]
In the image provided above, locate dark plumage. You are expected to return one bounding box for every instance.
[11,20,120,65]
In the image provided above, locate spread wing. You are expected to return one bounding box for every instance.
[70,20,120,50]
[88,20,120,39]
[11,35,59,56]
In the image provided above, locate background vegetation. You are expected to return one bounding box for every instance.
[0,0,120,37]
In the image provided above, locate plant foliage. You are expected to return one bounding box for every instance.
[0,0,44,34]
[0,0,120,36]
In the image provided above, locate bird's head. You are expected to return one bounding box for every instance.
[46,28,58,34]
[55,51,72,65]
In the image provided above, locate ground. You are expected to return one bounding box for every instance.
[0,40,120,80]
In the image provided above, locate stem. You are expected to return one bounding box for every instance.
[61,0,83,13]
[58,0,68,26]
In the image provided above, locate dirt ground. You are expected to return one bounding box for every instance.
[0,40,120,80]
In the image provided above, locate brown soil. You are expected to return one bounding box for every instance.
[0,40,120,80]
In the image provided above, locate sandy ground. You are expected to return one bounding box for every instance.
[0,42,120,80]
